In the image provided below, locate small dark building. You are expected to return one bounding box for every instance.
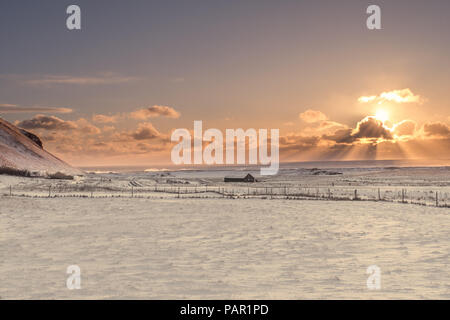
[224,173,256,183]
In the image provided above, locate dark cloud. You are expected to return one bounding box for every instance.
[322,128,356,144]
[130,123,161,140]
[352,116,393,140]
[322,117,393,144]
[280,135,320,152]
[423,122,450,138]
[17,115,77,130]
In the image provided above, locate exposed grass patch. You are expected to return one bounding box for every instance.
[0,166,32,177]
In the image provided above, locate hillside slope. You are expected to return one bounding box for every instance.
[0,117,82,176]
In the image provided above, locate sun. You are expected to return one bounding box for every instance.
[375,109,389,123]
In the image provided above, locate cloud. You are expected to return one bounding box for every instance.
[40,124,168,158]
[92,114,121,124]
[392,120,417,137]
[352,116,393,140]
[95,106,180,123]
[110,123,162,141]
[101,125,115,132]
[299,109,328,123]
[14,115,170,161]
[304,120,348,135]
[75,118,101,135]
[279,135,320,153]
[322,128,356,144]
[0,104,72,114]
[280,134,320,147]
[286,114,448,160]
[130,123,161,140]
[358,88,422,104]
[17,115,78,131]
[16,115,101,135]
[423,122,450,138]
[130,105,180,120]
[322,116,393,144]
[21,73,138,86]
[296,109,349,137]
[357,96,377,103]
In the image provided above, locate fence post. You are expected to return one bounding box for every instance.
[436,191,439,207]
[354,189,358,200]
[10,185,12,196]
[378,188,381,201]
[48,185,51,198]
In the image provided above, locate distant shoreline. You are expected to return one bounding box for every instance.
[79,159,450,173]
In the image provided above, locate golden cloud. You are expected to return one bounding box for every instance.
[130,105,180,120]
[92,114,121,124]
[392,120,417,138]
[358,88,422,104]
[299,109,328,123]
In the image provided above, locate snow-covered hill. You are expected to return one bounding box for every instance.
[0,117,83,176]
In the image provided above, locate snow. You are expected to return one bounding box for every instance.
[0,118,82,176]
[1,164,449,299]
[1,196,449,299]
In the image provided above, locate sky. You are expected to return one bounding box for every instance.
[1,0,449,167]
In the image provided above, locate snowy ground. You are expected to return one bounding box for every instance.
[1,166,449,206]
[1,196,449,299]
[1,166,449,299]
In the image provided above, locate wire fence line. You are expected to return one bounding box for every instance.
[2,184,449,208]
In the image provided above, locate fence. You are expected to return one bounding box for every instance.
[2,184,449,208]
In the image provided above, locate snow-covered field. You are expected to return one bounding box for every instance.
[1,166,449,299]
[1,166,449,206]
[1,196,449,299]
